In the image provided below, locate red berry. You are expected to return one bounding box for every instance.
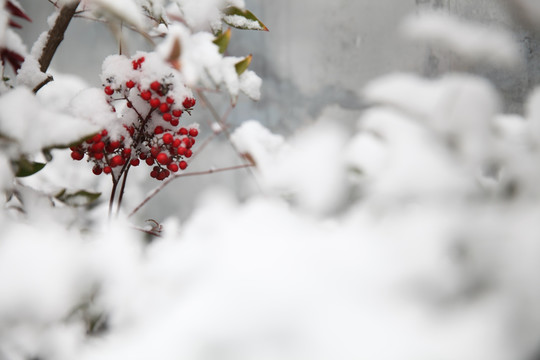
[185,149,193,158]
[127,101,133,108]
[156,152,169,165]
[130,158,140,166]
[179,160,187,170]
[170,118,179,126]
[150,147,160,158]
[126,80,135,88]
[179,127,188,135]
[163,113,172,122]
[91,141,105,152]
[139,152,147,160]
[168,163,179,172]
[93,166,102,175]
[111,155,124,167]
[190,138,196,146]
[123,148,132,156]
[173,138,181,147]
[159,103,169,113]
[146,158,154,166]
[177,146,186,156]
[150,170,158,178]
[71,151,84,160]
[104,86,114,95]
[182,138,191,147]
[101,129,108,136]
[150,81,161,92]
[166,97,174,104]
[94,153,104,160]
[182,97,196,109]
[154,126,164,135]
[141,90,151,101]
[189,128,198,137]
[157,171,167,180]
[162,133,173,144]
[150,98,160,108]
[92,134,102,143]
[172,109,183,117]
[103,166,112,174]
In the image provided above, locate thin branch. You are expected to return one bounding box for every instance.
[32,75,54,93]
[130,225,162,238]
[38,1,80,74]
[116,165,131,216]
[128,163,255,218]
[196,90,262,190]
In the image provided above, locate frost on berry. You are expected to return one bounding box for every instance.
[72,52,199,181]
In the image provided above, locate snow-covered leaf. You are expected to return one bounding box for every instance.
[223,6,268,31]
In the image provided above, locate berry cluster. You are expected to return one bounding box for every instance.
[70,54,199,181]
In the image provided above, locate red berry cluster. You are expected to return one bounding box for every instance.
[70,55,198,181]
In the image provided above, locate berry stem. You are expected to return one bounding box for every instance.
[116,164,131,216]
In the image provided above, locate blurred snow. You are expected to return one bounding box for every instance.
[2,1,540,360]
[402,10,521,68]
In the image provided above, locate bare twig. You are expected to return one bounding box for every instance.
[130,225,162,237]
[196,90,262,190]
[128,163,255,218]
[38,1,80,73]
[32,75,54,93]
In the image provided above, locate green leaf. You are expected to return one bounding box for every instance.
[55,189,101,207]
[235,54,252,75]
[213,28,231,54]
[14,157,46,177]
[222,7,269,31]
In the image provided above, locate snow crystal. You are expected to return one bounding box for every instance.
[402,10,520,68]
[223,14,263,30]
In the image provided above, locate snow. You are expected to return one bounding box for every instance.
[157,24,261,101]
[402,10,521,68]
[16,55,48,88]
[172,0,246,31]
[83,0,145,29]
[5,2,540,360]
[239,70,262,100]
[223,14,263,30]
[0,87,99,154]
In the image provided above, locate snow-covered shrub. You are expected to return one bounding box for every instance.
[2,1,540,360]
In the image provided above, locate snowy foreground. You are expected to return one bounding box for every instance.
[3,72,540,360]
[2,3,540,360]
